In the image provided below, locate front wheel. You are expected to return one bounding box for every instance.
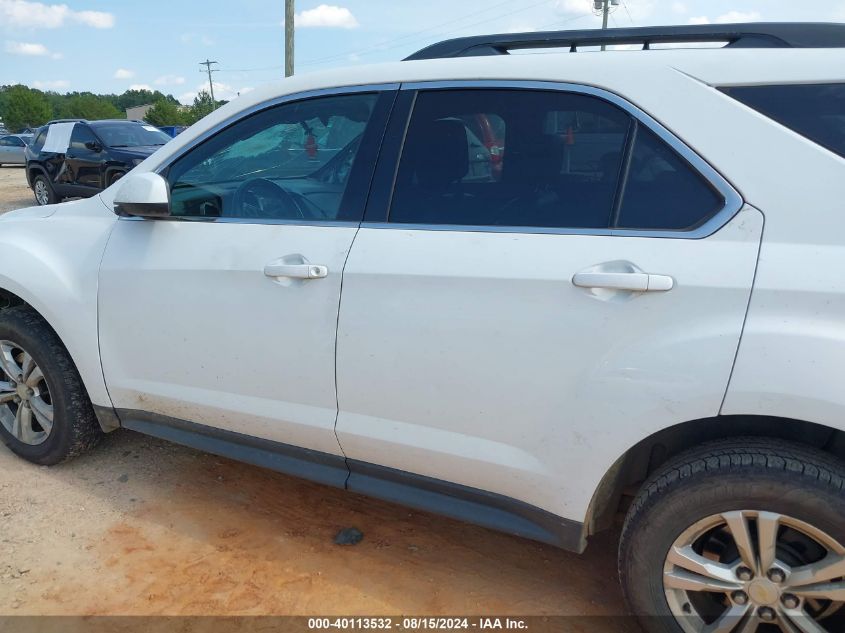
[0,306,102,464]
[620,438,845,633]
[32,174,57,205]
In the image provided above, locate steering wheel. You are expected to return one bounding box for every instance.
[231,178,305,220]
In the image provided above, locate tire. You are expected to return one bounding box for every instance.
[32,173,58,205]
[0,306,102,464]
[619,438,845,633]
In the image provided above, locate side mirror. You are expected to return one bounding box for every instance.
[113,172,171,218]
[85,141,103,152]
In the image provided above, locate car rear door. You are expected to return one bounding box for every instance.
[0,136,25,164]
[334,83,763,525]
[99,87,396,483]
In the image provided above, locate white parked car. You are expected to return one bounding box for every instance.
[2,23,845,633]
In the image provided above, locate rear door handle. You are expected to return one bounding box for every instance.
[263,263,328,279]
[572,271,673,292]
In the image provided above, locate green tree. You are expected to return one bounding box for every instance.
[116,89,178,112]
[57,93,123,120]
[0,85,52,131]
[143,99,187,126]
[186,90,216,124]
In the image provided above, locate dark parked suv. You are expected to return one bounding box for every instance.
[26,119,171,205]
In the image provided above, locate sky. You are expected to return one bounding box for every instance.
[2,0,845,105]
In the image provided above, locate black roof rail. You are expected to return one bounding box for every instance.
[404,22,845,60]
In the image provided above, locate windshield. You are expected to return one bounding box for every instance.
[92,123,170,148]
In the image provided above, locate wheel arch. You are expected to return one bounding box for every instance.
[585,414,845,538]
[0,284,118,433]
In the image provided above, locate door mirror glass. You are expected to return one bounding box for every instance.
[113,172,171,218]
[84,141,103,152]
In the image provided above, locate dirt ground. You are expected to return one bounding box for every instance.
[0,166,631,627]
[0,166,35,213]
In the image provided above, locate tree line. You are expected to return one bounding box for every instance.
[0,84,224,132]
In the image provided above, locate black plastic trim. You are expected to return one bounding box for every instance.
[347,458,585,552]
[405,22,845,60]
[362,90,415,223]
[118,410,349,489]
[115,409,586,552]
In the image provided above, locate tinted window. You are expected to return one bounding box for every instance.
[389,89,630,229]
[615,126,723,231]
[92,123,170,148]
[722,83,845,159]
[167,93,379,221]
[0,137,11,147]
[69,125,100,151]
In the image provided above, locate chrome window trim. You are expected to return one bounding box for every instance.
[146,82,400,227]
[156,82,400,176]
[119,215,360,228]
[384,80,743,240]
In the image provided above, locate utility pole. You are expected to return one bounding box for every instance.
[285,0,295,77]
[594,0,619,50]
[199,59,219,108]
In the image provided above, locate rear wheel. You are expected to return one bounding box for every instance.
[619,438,845,633]
[0,306,102,464]
[32,174,57,205]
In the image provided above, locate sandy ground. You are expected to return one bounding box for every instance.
[0,166,35,213]
[0,167,631,627]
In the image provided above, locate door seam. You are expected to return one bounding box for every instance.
[718,205,765,414]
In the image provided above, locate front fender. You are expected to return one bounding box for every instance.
[0,197,117,410]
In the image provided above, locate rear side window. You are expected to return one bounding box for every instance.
[388,88,726,233]
[389,89,630,229]
[615,126,723,231]
[32,129,47,151]
[721,83,845,159]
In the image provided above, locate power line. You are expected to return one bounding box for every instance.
[299,0,558,68]
[621,0,635,24]
[217,2,597,75]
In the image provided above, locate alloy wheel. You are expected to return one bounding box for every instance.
[0,340,54,445]
[664,510,845,632]
[34,180,49,205]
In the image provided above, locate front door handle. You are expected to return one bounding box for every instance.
[572,271,673,292]
[264,263,328,279]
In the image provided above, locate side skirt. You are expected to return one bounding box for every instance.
[117,409,586,553]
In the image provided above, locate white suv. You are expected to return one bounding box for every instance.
[2,23,845,633]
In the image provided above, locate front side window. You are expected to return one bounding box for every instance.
[69,125,100,151]
[167,92,379,221]
[389,89,630,229]
[721,83,845,160]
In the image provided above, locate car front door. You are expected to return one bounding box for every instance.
[99,88,395,482]
[65,124,105,191]
[335,85,763,526]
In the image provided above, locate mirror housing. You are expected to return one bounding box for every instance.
[85,141,103,152]
[113,172,171,218]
